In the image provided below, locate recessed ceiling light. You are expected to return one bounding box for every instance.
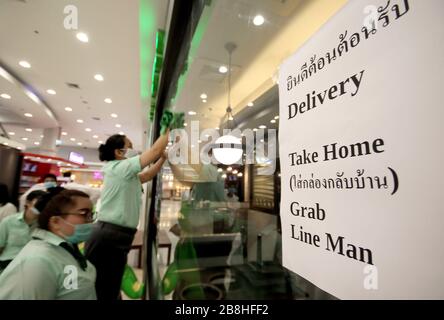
[270,119,276,124]
[22,137,28,141]
[98,140,103,144]
[274,115,279,120]
[76,119,84,123]
[104,98,112,104]
[85,128,92,132]
[70,138,76,141]
[260,139,264,143]
[118,131,125,135]
[77,142,83,146]
[65,107,73,112]
[238,172,243,177]
[115,124,121,128]
[94,74,104,81]
[62,132,68,136]
[93,135,98,139]
[19,61,31,68]
[24,113,33,118]
[219,66,228,74]
[202,100,207,103]
[200,94,207,99]
[46,89,56,95]
[259,125,267,129]
[1,93,11,99]
[188,111,197,116]
[40,135,44,138]
[247,102,254,107]
[34,142,40,145]
[253,128,258,132]
[25,128,32,132]
[253,15,265,26]
[110,113,118,118]
[76,32,89,43]
[8,132,15,136]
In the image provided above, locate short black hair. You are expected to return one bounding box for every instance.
[0,183,10,206]
[37,189,90,230]
[26,190,47,202]
[43,173,57,181]
[98,134,126,161]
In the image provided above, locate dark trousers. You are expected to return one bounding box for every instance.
[85,221,136,300]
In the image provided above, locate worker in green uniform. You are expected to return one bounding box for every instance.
[0,190,47,273]
[0,189,97,299]
[85,131,169,300]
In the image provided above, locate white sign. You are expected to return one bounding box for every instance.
[279,0,444,299]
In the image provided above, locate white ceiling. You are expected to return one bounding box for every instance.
[0,0,169,151]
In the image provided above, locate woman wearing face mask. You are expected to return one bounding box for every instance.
[84,132,169,300]
[0,190,47,273]
[0,189,96,299]
[19,173,59,211]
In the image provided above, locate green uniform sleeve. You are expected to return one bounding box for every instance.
[114,156,142,179]
[17,257,58,299]
[0,218,9,248]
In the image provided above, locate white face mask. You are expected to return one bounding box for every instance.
[124,148,139,159]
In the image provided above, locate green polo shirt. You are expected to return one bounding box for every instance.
[98,156,142,228]
[0,212,35,261]
[0,228,96,300]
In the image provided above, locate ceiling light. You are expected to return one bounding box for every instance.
[70,138,76,141]
[274,115,279,120]
[232,169,238,174]
[40,135,44,138]
[46,89,56,95]
[115,124,121,128]
[217,168,223,172]
[188,111,197,116]
[85,128,92,132]
[247,102,254,107]
[25,128,32,132]
[22,137,28,141]
[93,135,98,139]
[202,100,207,103]
[34,142,40,145]
[111,113,118,118]
[253,15,265,26]
[24,113,33,118]
[200,93,207,99]
[118,131,124,135]
[198,140,202,143]
[222,174,227,179]
[184,123,188,127]
[270,119,276,124]
[76,119,84,123]
[19,61,31,68]
[253,128,258,132]
[259,125,267,129]
[8,132,15,136]
[98,140,103,144]
[237,172,243,177]
[260,139,264,143]
[65,107,73,112]
[219,66,228,74]
[77,142,83,146]
[62,132,68,136]
[104,98,112,104]
[1,93,11,99]
[94,74,104,81]
[215,127,219,130]
[76,32,89,43]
